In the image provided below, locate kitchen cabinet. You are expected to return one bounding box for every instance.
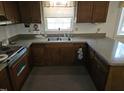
[45,44,60,65]
[77,1,109,23]
[92,2,109,22]
[3,1,20,23]
[77,1,93,23]
[0,67,12,91]
[0,1,20,23]
[9,52,29,90]
[105,66,124,90]
[86,45,124,90]
[86,46,109,90]
[30,44,45,66]
[30,43,85,66]
[18,1,41,23]
[60,44,75,65]
[0,1,5,16]
[93,55,108,90]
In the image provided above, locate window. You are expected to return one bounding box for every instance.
[114,42,124,58]
[45,18,72,31]
[117,8,124,35]
[43,1,75,32]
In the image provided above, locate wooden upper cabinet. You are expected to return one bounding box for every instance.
[30,2,41,23]
[77,1,93,23]
[18,2,32,23]
[77,1,109,23]
[0,1,5,15]
[18,1,41,23]
[3,1,20,23]
[92,1,109,22]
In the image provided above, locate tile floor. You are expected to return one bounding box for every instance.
[21,66,96,91]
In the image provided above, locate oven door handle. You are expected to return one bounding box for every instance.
[17,64,26,77]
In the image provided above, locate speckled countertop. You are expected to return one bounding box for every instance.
[1,36,124,71]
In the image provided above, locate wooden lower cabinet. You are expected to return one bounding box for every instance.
[30,44,45,65]
[86,46,124,90]
[87,47,109,90]
[30,43,85,66]
[45,44,60,65]
[60,44,75,65]
[105,66,124,91]
[0,68,12,90]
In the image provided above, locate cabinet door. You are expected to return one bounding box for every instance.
[87,47,108,90]
[29,2,41,23]
[45,44,60,65]
[92,56,108,90]
[0,1,5,15]
[3,1,20,23]
[92,1,109,22]
[77,1,93,23]
[18,1,32,23]
[19,1,41,23]
[60,44,75,65]
[31,44,45,65]
[88,48,95,75]
[0,68,12,90]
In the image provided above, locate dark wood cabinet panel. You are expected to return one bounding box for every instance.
[86,46,109,90]
[3,1,20,23]
[0,1,5,15]
[92,1,109,22]
[92,56,108,90]
[60,44,76,65]
[31,44,45,65]
[18,2,32,23]
[77,1,93,23]
[30,43,84,66]
[105,66,124,90]
[18,1,41,23]
[0,68,12,90]
[29,2,41,23]
[45,44,60,65]
[77,1,109,23]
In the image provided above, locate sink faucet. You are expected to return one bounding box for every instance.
[57,28,61,41]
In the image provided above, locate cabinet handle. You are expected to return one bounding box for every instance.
[0,88,7,91]
[17,65,26,77]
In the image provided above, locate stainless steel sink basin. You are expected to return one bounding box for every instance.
[47,37,71,41]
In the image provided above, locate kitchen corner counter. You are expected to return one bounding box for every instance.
[10,36,124,66]
[87,38,124,66]
[0,36,124,72]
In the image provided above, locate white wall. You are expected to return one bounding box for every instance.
[0,1,121,41]
[0,26,8,41]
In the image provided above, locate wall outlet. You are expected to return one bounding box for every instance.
[96,28,101,33]
[75,27,78,31]
[97,28,101,32]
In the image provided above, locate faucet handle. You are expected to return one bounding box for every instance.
[58,28,60,31]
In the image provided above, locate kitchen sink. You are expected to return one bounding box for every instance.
[47,37,71,41]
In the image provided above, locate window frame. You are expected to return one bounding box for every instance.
[117,8,124,35]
